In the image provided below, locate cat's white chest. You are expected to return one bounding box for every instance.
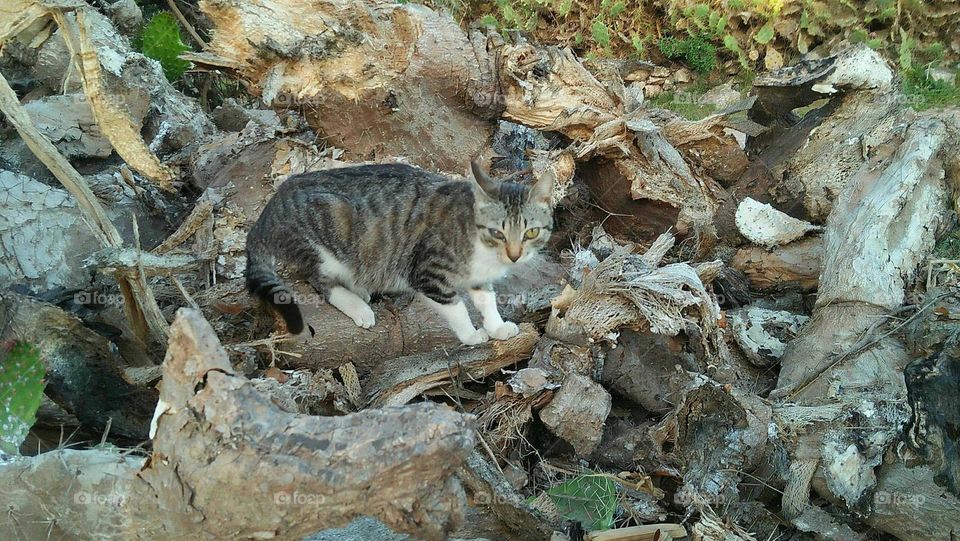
[467,239,510,286]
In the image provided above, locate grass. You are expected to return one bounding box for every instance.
[648,90,717,120]
[902,67,960,111]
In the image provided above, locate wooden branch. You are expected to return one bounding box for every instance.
[152,199,214,255]
[365,325,539,407]
[731,236,822,292]
[0,309,475,541]
[65,9,175,188]
[0,63,168,345]
[585,524,688,541]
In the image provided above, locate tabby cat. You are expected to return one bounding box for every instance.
[245,161,554,345]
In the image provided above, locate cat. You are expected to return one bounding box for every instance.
[245,160,554,345]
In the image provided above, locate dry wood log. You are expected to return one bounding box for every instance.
[753,45,900,222]
[585,523,687,541]
[0,64,169,345]
[0,308,475,541]
[767,117,960,539]
[365,325,539,407]
[459,450,560,541]
[0,291,157,441]
[198,0,493,172]
[730,236,822,292]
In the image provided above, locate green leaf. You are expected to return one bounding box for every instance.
[631,34,646,57]
[139,12,192,81]
[754,22,775,44]
[591,20,611,48]
[898,28,914,71]
[0,342,45,455]
[608,1,625,18]
[479,14,499,27]
[547,475,618,531]
[557,0,573,17]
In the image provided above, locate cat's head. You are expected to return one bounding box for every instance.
[470,160,554,265]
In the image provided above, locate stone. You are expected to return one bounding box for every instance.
[539,373,611,456]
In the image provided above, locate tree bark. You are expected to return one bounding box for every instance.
[0,308,476,541]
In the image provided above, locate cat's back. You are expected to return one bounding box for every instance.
[277,163,452,199]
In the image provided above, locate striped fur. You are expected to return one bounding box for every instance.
[245,162,553,337]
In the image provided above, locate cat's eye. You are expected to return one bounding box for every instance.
[524,228,540,240]
[488,228,506,240]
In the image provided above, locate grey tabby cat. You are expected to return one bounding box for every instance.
[245,161,554,345]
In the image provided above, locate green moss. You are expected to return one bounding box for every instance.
[902,67,960,111]
[649,91,717,120]
[658,34,717,74]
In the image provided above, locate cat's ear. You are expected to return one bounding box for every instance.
[470,159,498,198]
[529,167,555,205]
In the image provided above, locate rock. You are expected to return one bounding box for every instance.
[24,94,115,158]
[105,0,143,34]
[652,66,670,78]
[728,307,808,367]
[926,66,956,84]
[506,368,558,397]
[601,330,695,414]
[700,82,742,110]
[539,373,611,456]
[211,99,283,132]
[644,84,664,99]
[735,198,820,247]
[764,47,784,71]
[625,68,651,81]
[673,67,692,83]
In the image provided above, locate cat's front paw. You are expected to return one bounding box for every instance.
[349,304,376,329]
[486,321,520,340]
[458,328,489,346]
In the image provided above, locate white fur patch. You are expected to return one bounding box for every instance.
[328,286,375,328]
[467,238,512,285]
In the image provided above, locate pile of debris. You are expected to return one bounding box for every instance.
[2,1,960,540]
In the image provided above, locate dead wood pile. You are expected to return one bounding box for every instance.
[2,1,960,540]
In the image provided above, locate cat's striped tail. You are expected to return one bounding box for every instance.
[245,251,304,334]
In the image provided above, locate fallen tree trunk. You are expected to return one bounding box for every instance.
[730,237,822,292]
[0,308,475,540]
[769,116,959,539]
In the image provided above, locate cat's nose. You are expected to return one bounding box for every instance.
[506,245,522,262]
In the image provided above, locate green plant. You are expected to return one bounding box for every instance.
[0,342,45,455]
[658,34,717,74]
[138,12,192,81]
[649,90,717,119]
[546,475,618,531]
[902,67,960,111]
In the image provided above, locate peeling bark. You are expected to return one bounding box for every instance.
[0,309,475,541]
